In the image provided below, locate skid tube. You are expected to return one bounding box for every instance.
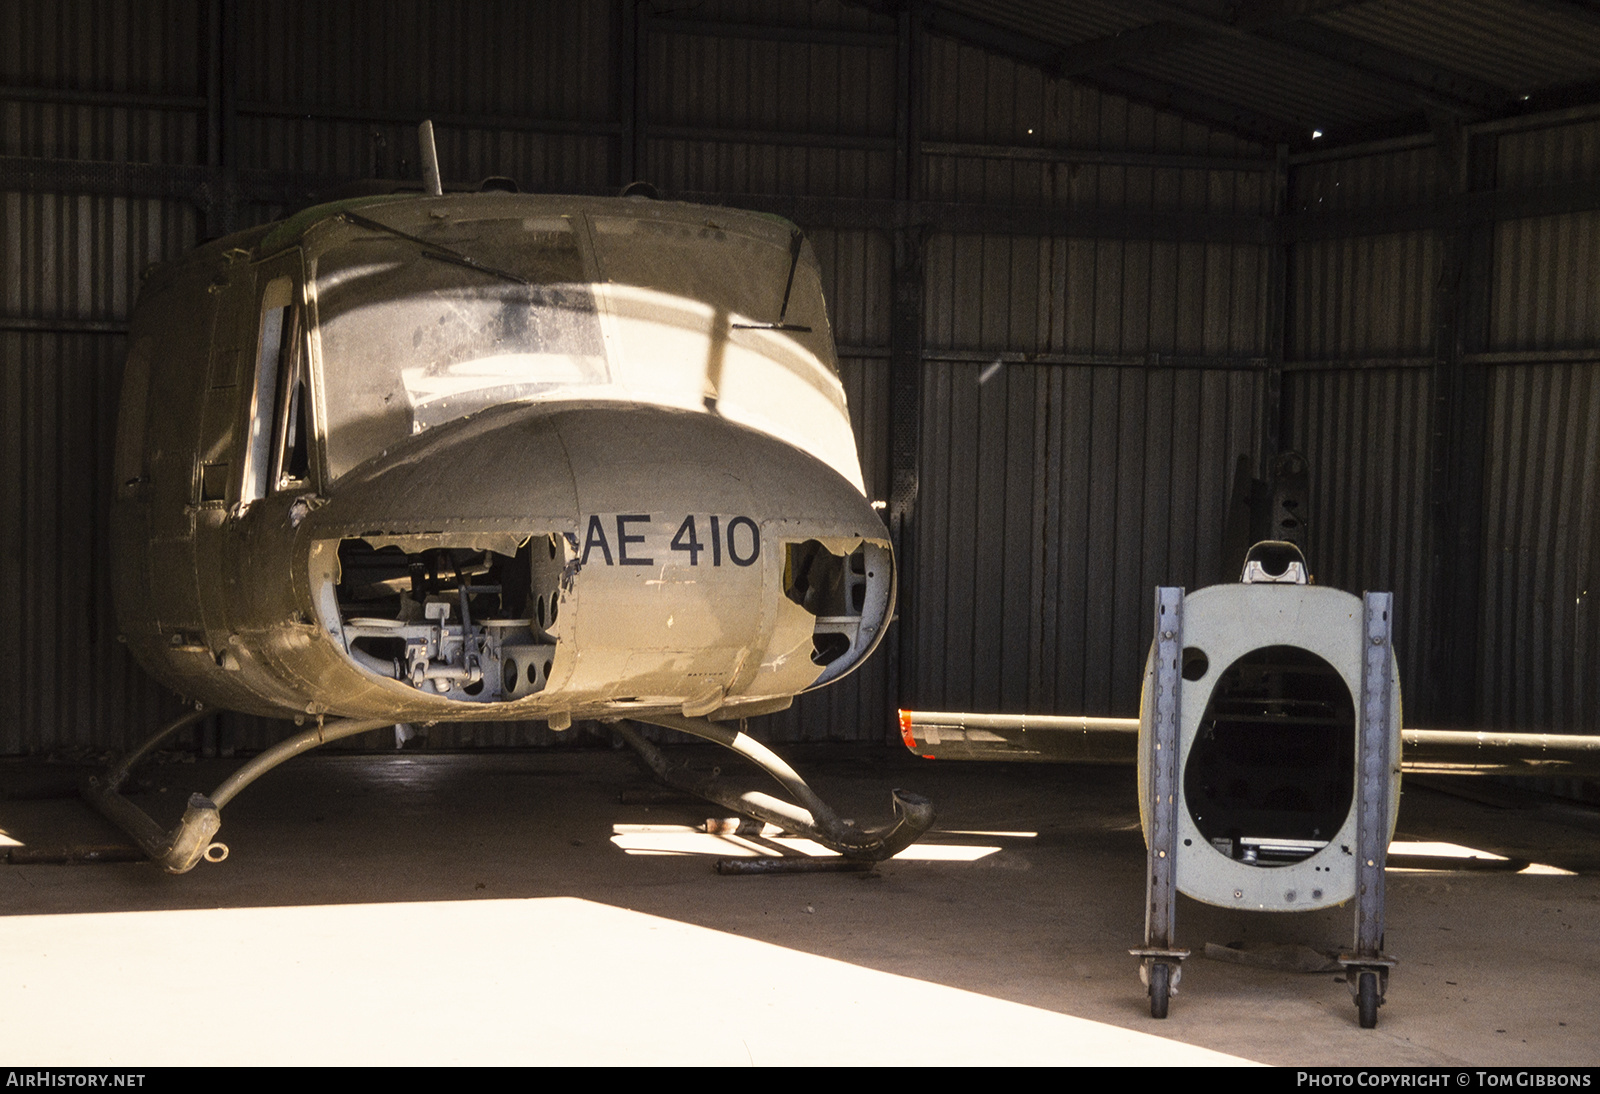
[84,710,393,874]
[618,715,935,862]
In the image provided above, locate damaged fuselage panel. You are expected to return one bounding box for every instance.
[309,519,892,722]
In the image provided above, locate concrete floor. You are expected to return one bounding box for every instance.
[1,740,1596,1066]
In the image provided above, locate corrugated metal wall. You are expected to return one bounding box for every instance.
[1480,361,1600,733]
[904,40,1273,718]
[911,361,1265,716]
[233,1,617,194]
[1,0,1275,752]
[1281,149,1442,698]
[1477,118,1600,735]
[1283,118,1600,736]
[3,3,203,753]
[2,0,629,755]
[5,0,1598,759]
[3,0,913,753]
[1282,365,1434,690]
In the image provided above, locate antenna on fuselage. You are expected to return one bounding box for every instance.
[418,120,444,197]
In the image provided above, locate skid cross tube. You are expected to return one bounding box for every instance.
[84,715,393,874]
[619,715,935,861]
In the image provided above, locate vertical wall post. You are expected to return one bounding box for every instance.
[205,0,222,172]
[887,6,923,716]
[893,5,919,205]
[617,0,638,187]
[1427,123,1493,725]
[220,0,238,238]
[1263,143,1290,472]
[629,1,649,186]
[203,0,238,239]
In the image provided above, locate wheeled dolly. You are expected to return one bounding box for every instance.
[1131,580,1399,1027]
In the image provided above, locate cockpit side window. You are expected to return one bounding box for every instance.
[242,274,310,504]
[271,309,311,490]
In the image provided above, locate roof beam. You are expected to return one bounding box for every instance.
[1261,21,1509,115]
[1517,0,1600,35]
[1053,21,1194,79]
[1050,0,1505,120]
[1053,0,1360,77]
[1130,0,1509,116]
[1083,65,1305,144]
[914,4,1302,144]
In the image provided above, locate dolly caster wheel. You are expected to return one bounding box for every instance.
[1357,970,1379,1029]
[1149,961,1171,1020]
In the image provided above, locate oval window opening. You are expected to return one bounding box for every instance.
[1183,645,1354,867]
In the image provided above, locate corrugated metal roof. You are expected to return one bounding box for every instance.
[920,0,1600,149]
[1319,0,1600,95]
[1121,37,1417,134]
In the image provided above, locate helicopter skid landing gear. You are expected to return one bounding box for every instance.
[84,710,393,873]
[617,715,934,862]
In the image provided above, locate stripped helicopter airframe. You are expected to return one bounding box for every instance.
[89,177,932,872]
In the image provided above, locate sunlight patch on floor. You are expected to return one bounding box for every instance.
[1388,839,1576,876]
[0,897,1255,1066]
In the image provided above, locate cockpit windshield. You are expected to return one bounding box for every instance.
[308,199,846,484]
[313,214,606,479]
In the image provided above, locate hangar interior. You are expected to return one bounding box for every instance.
[3,0,1600,1068]
[6,0,1600,762]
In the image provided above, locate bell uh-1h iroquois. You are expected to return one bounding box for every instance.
[901,539,1600,1028]
[87,126,932,873]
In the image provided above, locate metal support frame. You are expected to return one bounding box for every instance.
[621,0,646,187]
[1426,126,1494,726]
[882,6,925,723]
[1262,143,1290,476]
[13,149,1600,247]
[617,716,934,862]
[84,714,392,873]
[209,0,238,238]
[1130,586,1190,1018]
[1338,591,1399,1028]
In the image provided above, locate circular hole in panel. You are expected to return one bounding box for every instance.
[1182,647,1209,681]
[1183,645,1354,868]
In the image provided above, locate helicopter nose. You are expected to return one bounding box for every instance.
[306,401,894,711]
